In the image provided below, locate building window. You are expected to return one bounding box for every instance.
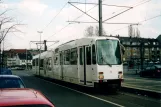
[144,43,148,45]
[127,42,130,45]
[157,51,160,54]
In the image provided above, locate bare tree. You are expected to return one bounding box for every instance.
[136,27,140,38]
[128,25,140,38]
[0,10,24,43]
[128,25,133,37]
[0,3,24,67]
[84,25,106,37]
[84,26,94,37]
[95,26,106,36]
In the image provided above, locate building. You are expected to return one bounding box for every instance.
[3,49,34,68]
[28,49,44,56]
[7,58,17,67]
[110,35,161,64]
[15,53,32,69]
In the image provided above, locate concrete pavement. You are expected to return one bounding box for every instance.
[123,71,161,93]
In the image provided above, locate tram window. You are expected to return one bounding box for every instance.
[49,57,51,65]
[86,47,91,65]
[59,52,64,65]
[46,59,48,65]
[79,48,83,65]
[40,59,44,67]
[32,59,35,66]
[70,48,77,65]
[54,56,58,65]
[92,45,96,64]
[36,58,38,66]
[64,50,70,65]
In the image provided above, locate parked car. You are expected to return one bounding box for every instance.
[0,68,12,75]
[0,88,55,107]
[0,75,25,88]
[140,65,161,78]
[16,65,25,70]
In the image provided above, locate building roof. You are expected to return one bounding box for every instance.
[18,53,32,60]
[9,49,27,53]
[157,35,161,43]
[109,35,160,43]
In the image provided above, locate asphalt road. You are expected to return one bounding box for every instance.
[13,70,161,107]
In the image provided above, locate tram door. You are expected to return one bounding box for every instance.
[79,46,92,85]
[60,52,64,80]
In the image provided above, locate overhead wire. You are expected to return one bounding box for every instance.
[104,0,150,20]
[42,1,69,32]
[46,23,72,40]
[46,0,107,42]
[110,13,161,33]
[108,0,153,33]
[47,0,151,47]
[33,0,70,49]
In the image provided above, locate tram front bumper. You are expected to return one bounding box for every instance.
[94,79,123,88]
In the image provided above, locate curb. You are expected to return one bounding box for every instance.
[121,85,161,99]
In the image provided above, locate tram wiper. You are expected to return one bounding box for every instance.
[101,56,112,67]
[106,62,112,67]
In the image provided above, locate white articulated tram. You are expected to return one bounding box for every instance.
[32,37,124,89]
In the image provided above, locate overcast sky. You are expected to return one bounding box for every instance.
[0,0,161,49]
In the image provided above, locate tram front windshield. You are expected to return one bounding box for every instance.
[97,39,121,65]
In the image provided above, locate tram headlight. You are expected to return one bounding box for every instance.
[99,72,104,80]
[118,71,123,79]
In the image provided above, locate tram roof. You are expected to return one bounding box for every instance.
[32,50,53,59]
[81,36,119,40]
[58,36,119,47]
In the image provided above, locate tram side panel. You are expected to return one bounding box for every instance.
[35,58,39,75]
[46,57,53,78]
[53,53,61,80]
[63,48,79,84]
[32,59,36,74]
[43,51,53,78]
[78,46,94,87]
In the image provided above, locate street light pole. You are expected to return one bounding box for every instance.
[37,31,43,76]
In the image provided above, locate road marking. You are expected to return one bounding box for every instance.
[35,77,124,107]
[121,92,161,103]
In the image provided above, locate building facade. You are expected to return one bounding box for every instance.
[15,53,32,69]
[3,49,34,68]
[111,35,161,64]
